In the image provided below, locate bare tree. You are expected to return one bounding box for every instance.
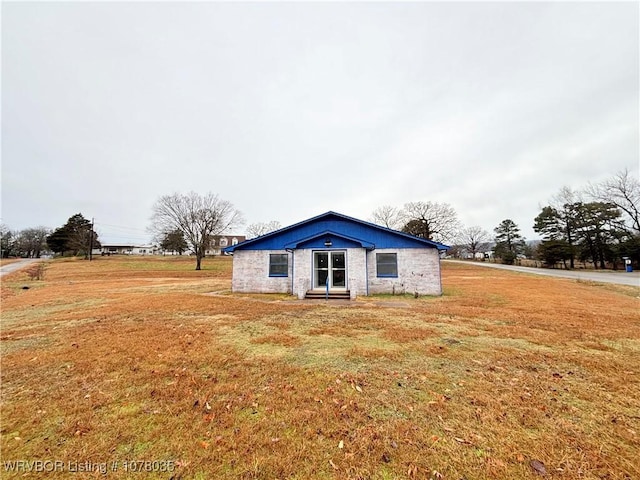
[246,221,282,239]
[587,168,640,233]
[400,201,461,243]
[370,205,403,230]
[457,226,491,259]
[552,185,582,207]
[1,224,14,258]
[150,192,243,270]
[15,227,50,258]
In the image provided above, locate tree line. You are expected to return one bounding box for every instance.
[368,168,638,269]
[1,192,245,272]
[1,213,101,259]
[3,168,637,271]
[532,169,638,269]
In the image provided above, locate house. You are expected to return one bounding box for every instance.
[206,235,246,256]
[94,244,158,256]
[223,211,449,299]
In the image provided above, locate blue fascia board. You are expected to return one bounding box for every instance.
[222,214,327,253]
[223,211,451,253]
[283,230,375,250]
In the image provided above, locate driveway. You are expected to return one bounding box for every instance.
[444,260,640,287]
[0,258,43,278]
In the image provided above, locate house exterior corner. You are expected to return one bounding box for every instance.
[231,250,292,294]
[367,248,442,296]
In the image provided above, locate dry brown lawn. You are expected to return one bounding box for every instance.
[1,256,638,479]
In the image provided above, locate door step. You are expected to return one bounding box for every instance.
[305,290,351,300]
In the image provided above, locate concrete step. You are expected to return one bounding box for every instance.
[305,290,351,300]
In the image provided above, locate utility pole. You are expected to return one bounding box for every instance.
[89,218,95,261]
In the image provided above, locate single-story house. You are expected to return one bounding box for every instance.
[223,211,449,299]
[94,244,158,256]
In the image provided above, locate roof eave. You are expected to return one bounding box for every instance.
[224,211,452,252]
[283,230,375,250]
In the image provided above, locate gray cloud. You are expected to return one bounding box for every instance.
[2,2,638,243]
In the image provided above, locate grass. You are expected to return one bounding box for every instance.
[1,255,639,479]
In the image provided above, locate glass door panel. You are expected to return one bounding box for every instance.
[331,252,346,287]
[314,252,329,288]
[314,251,347,290]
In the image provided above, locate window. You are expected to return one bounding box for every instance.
[220,238,228,247]
[376,253,398,277]
[232,237,239,245]
[269,254,288,277]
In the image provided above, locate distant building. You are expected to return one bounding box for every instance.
[94,238,245,257]
[206,235,245,256]
[94,244,158,256]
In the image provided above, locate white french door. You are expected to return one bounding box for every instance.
[313,251,347,290]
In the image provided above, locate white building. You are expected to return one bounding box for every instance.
[94,244,158,256]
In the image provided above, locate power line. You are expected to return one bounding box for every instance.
[94,222,149,233]
[95,230,150,238]
[98,234,153,242]
[93,220,154,244]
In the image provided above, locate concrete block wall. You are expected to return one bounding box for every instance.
[231,247,442,297]
[231,250,292,294]
[346,248,367,298]
[293,249,311,299]
[367,248,442,296]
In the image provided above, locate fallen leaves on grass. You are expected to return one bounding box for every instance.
[1,256,639,480]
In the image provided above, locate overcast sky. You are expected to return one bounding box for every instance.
[2,1,638,245]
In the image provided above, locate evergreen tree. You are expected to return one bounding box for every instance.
[536,239,574,268]
[573,202,624,269]
[493,219,526,265]
[46,213,100,257]
[533,205,578,268]
[160,229,188,254]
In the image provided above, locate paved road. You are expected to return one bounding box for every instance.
[444,260,640,287]
[0,258,43,278]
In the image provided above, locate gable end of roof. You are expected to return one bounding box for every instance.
[224,211,450,252]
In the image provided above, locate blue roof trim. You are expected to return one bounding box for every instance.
[283,230,375,250]
[223,211,450,253]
